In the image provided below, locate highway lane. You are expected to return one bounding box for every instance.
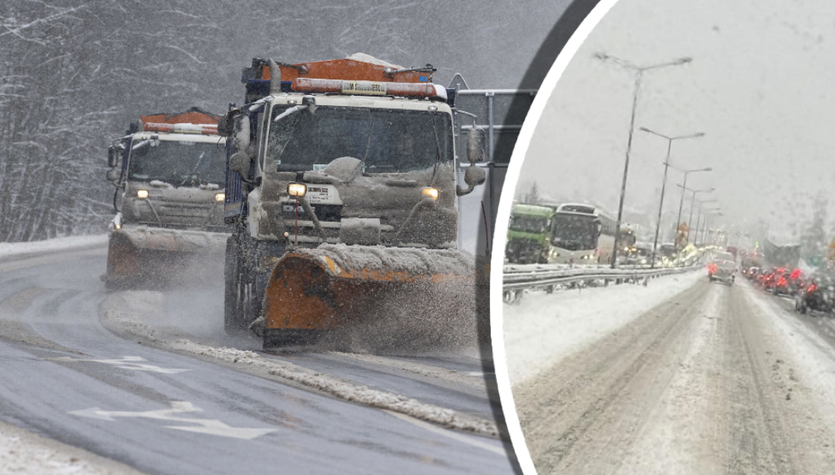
[512,277,835,475]
[0,245,513,474]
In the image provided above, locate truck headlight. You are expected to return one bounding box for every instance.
[421,187,439,201]
[137,189,149,199]
[288,183,307,197]
[215,192,225,202]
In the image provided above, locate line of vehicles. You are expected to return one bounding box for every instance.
[505,201,684,267]
[103,54,496,348]
[737,249,835,316]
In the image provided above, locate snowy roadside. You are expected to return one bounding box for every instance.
[503,270,703,386]
[0,418,146,475]
[99,291,498,438]
[0,234,107,260]
[742,284,835,433]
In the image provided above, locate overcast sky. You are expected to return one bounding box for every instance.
[519,0,835,243]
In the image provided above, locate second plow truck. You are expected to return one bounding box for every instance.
[221,55,489,348]
[105,108,229,288]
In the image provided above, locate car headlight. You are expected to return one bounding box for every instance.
[215,192,225,202]
[288,183,307,197]
[421,187,439,201]
[136,189,149,199]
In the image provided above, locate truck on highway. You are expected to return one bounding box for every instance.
[220,55,488,347]
[104,108,229,288]
[763,237,801,269]
[505,203,554,264]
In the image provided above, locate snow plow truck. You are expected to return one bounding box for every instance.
[221,54,489,348]
[104,108,229,288]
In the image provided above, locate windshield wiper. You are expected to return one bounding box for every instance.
[345,114,375,184]
[178,151,206,187]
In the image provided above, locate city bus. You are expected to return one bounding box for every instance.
[505,203,555,264]
[546,203,617,265]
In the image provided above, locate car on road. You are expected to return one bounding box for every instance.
[708,259,736,285]
[796,274,835,315]
[770,268,794,296]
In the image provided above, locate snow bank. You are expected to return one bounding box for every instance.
[99,293,496,437]
[0,419,145,475]
[0,234,107,259]
[503,271,703,385]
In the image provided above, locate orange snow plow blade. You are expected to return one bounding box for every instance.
[261,245,483,348]
[105,227,226,289]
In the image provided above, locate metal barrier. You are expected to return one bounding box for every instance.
[502,264,696,304]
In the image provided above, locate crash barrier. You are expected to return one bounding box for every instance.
[502,263,696,304]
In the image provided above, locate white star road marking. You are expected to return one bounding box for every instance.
[69,401,277,440]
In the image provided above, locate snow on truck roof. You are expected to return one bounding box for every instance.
[249,54,432,83]
[139,107,221,125]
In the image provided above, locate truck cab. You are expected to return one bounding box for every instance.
[104,108,229,288]
[221,56,488,346]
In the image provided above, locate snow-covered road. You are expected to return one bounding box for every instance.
[507,276,835,474]
[0,237,513,474]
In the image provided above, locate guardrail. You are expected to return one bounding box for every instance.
[503,263,697,304]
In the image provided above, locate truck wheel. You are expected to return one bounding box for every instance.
[798,300,808,314]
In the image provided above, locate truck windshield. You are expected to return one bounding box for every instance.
[551,213,598,251]
[128,140,226,186]
[267,106,453,173]
[509,215,549,234]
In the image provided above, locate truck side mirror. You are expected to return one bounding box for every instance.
[217,109,239,137]
[456,165,486,196]
[466,127,486,164]
[107,146,118,168]
[106,168,120,183]
[229,151,251,178]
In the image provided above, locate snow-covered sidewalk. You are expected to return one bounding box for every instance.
[0,234,107,259]
[503,271,703,385]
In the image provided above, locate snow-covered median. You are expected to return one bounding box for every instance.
[504,271,703,385]
[0,419,146,475]
[0,234,107,259]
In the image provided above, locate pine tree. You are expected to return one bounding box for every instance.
[527,181,541,205]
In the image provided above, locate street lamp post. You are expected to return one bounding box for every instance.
[702,209,723,244]
[640,127,704,268]
[594,52,693,268]
[672,166,712,247]
[693,200,718,246]
[677,185,714,244]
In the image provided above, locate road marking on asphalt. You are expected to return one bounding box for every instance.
[383,410,506,456]
[69,401,277,440]
[49,355,191,374]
